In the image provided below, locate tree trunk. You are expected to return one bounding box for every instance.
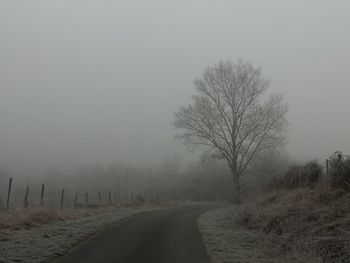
[232,170,241,204]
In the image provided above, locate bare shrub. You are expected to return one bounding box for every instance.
[284,165,302,188]
[273,161,322,189]
[329,151,350,191]
[268,176,285,190]
[300,161,322,187]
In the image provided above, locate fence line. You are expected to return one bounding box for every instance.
[0,177,138,214]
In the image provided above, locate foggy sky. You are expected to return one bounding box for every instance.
[0,0,349,172]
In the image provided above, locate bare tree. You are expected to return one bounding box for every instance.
[174,59,288,202]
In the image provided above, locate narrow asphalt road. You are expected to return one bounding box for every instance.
[56,204,214,263]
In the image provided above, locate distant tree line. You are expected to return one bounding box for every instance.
[0,155,233,213]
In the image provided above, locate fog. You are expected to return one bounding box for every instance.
[0,0,349,174]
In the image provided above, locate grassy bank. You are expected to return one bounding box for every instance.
[199,187,350,263]
[234,187,350,262]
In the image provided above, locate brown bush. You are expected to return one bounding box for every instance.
[300,161,322,186]
[329,151,350,191]
[284,165,302,188]
[271,161,322,189]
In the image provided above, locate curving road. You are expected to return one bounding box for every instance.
[56,205,214,263]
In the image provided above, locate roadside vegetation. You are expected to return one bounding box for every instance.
[199,151,350,263]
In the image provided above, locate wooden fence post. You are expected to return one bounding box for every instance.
[6,177,13,213]
[114,192,117,208]
[60,188,65,212]
[98,192,101,205]
[85,192,89,206]
[74,192,78,208]
[40,184,45,207]
[108,191,111,205]
[23,185,29,208]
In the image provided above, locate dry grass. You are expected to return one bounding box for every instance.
[0,209,63,229]
[233,186,350,262]
[0,201,179,231]
[0,206,138,230]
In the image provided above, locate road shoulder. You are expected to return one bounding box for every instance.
[198,206,272,263]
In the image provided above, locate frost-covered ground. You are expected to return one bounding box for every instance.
[198,207,273,263]
[199,189,350,263]
[0,206,163,263]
